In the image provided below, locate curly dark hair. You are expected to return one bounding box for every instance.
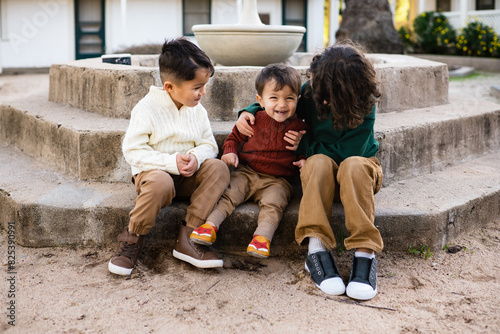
[159,37,214,84]
[307,40,380,130]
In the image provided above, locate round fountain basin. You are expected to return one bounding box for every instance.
[193,24,306,66]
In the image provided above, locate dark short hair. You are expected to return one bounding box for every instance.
[308,40,381,130]
[255,63,301,97]
[159,37,214,84]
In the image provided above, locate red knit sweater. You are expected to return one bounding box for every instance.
[223,110,309,177]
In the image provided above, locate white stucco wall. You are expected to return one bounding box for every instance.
[307,0,324,52]
[1,0,74,68]
[0,0,325,69]
[0,41,3,74]
[257,0,282,25]
[105,0,182,53]
[212,0,238,25]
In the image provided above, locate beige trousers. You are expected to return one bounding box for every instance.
[128,159,230,235]
[295,154,384,253]
[207,165,293,241]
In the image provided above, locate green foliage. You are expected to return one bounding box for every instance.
[413,11,456,54]
[398,25,416,53]
[408,245,433,260]
[456,20,500,58]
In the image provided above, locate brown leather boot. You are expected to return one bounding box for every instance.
[173,222,223,268]
[108,228,144,276]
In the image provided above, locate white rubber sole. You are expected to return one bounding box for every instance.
[305,262,346,295]
[108,260,133,276]
[247,250,269,258]
[190,237,213,246]
[173,249,223,268]
[346,281,377,300]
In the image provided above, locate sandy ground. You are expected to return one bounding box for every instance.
[1,71,500,333]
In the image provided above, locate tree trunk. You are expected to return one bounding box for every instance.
[335,0,403,54]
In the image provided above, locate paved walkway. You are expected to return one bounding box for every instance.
[448,71,500,103]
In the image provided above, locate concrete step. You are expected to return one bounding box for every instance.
[2,94,499,185]
[1,143,499,253]
[48,55,448,120]
[0,93,131,182]
[375,97,500,183]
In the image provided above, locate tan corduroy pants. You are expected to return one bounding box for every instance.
[295,154,384,253]
[128,159,230,235]
[207,165,293,241]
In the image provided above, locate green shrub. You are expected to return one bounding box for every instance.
[398,25,416,53]
[413,11,456,54]
[456,21,500,58]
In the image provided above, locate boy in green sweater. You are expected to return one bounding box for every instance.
[237,41,383,301]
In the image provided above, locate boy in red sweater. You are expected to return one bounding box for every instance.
[189,64,308,258]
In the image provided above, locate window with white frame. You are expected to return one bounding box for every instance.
[436,0,451,12]
[476,0,495,10]
[183,0,211,36]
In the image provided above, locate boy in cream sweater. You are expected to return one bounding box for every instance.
[108,38,230,276]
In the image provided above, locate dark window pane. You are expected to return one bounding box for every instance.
[184,0,210,35]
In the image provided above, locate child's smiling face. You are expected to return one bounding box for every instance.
[256,79,299,123]
[164,68,211,109]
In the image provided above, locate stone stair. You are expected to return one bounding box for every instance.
[1,55,499,255]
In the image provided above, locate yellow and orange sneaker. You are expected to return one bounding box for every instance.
[190,223,217,245]
[247,235,270,258]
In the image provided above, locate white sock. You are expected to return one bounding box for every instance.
[308,237,327,254]
[355,251,375,259]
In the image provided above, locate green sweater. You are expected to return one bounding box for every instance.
[240,82,379,165]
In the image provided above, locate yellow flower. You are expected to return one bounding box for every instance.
[405,34,410,39]
[463,46,468,51]
[444,39,449,44]
[437,18,441,22]
[479,35,482,39]
[483,47,487,50]
[490,48,493,53]
[422,12,426,17]
[464,40,468,44]
[477,51,481,55]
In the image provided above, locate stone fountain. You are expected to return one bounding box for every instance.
[192,0,306,66]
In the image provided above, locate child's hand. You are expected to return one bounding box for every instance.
[293,159,306,169]
[176,153,198,177]
[236,112,255,137]
[221,153,239,167]
[285,130,306,151]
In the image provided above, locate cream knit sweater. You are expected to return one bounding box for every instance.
[122,86,218,176]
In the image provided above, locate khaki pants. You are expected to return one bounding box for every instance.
[207,165,293,241]
[128,159,230,235]
[295,154,384,253]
